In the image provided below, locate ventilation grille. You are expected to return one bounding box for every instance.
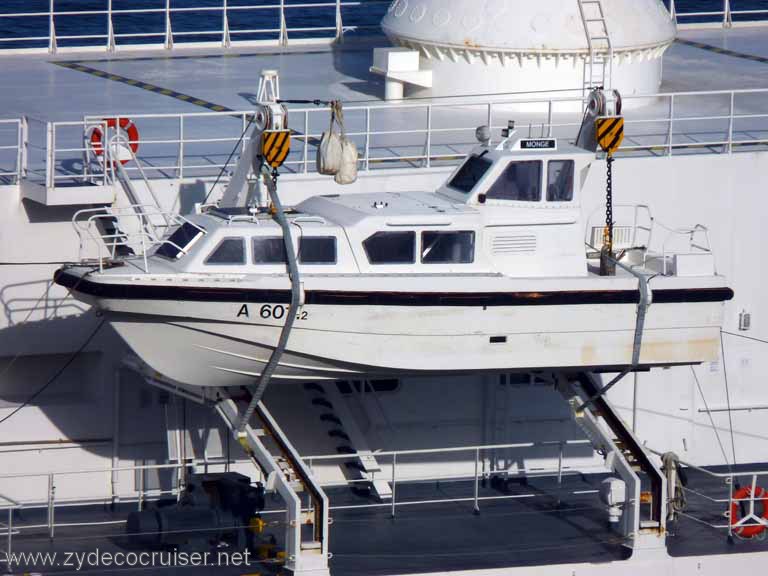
[493,234,537,254]
[590,226,634,250]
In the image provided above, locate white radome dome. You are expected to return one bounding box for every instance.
[379,0,677,101]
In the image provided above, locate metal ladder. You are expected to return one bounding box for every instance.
[577,0,614,97]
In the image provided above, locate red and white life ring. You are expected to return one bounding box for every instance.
[730,485,768,538]
[89,117,139,165]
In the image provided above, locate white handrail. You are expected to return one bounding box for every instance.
[648,448,768,537]
[71,205,203,272]
[42,87,768,184]
[0,1,766,55]
[16,87,768,192]
[0,0,390,54]
[0,118,24,183]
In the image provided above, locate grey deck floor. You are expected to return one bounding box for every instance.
[6,468,768,575]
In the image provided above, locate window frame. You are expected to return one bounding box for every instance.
[546,159,575,203]
[420,230,476,265]
[155,222,206,260]
[485,160,543,203]
[252,236,288,265]
[447,153,494,194]
[204,236,247,266]
[363,231,416,265]
[298,236,338,265]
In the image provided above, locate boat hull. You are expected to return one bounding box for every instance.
[55,268,731,388]
[104,299,724,388]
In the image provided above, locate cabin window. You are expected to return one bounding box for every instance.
[299,237,337,265]
[547,160,575,202]
[205,237,246,265]
[486,160,542,202]
[253,237,287,264]
[155,222,205,260]
[448,154,493,193]
[421,231,475,264]
[363,231,415,264]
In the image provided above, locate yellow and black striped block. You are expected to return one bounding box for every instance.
[261,130,291,169]
[596,116,624,155]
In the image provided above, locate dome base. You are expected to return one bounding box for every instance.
[401,55,664,110]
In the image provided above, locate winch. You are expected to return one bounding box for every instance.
[125,472,265,552]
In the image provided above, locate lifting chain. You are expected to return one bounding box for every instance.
[605,154,614,251]
[600,153,616,276]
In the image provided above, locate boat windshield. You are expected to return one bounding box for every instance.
[155,222,205,260]
[448,153,493,193]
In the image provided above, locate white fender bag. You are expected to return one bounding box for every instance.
[317,129,342,176]
[334,137,359,185]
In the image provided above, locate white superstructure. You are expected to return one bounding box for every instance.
[380,0,676,99]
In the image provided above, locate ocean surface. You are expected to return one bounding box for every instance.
[0,1,764,49]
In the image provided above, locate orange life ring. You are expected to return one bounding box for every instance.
[89,117,139,165]
[730,485,768,538]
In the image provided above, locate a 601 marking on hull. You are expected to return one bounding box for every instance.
[237,304,308,321]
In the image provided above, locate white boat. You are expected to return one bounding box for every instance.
[55,120,733,388]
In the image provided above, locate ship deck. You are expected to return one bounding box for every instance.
[1,28,768,120]
[2,15,768,576]
[2,26,768,187]
[5,468,768,575]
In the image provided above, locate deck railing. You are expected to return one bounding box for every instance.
[671,0,768,28]
[0,493,20,568]
[0,438,598,556]
[0,118,25,185]
[647,450,768,540]
[0,1,766,54]
[27,87,768,190]
[0,0,390,54]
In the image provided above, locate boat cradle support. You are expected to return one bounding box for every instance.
[215,389,331,576]
[557,373,668,559]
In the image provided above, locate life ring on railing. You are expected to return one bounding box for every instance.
[89,117,139,165]
[730,485,768,538]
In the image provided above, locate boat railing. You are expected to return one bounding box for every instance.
[648,449,768,540]
[18,87,768,192]
[0,0,390,55]
[0,439,602,550]
[72,205,196,272]
[585,204,714,275]
[658,223,715,276]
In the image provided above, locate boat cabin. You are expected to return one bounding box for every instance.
[149,135,595,279]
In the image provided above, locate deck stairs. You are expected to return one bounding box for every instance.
[320,382,393,500]
[577,0,614,96]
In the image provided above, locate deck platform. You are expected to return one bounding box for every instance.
[5,468,768,575]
